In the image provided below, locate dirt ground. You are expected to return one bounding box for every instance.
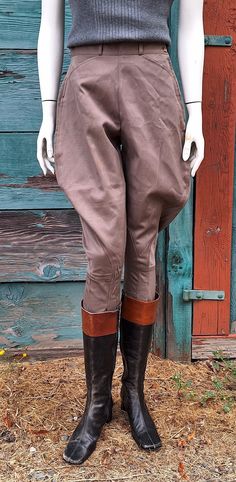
[0,351,236,482]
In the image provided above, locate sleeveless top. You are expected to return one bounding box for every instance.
[67,0,174,48]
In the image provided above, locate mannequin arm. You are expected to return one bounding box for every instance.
[37,0,65,175]
[178,0,205,177]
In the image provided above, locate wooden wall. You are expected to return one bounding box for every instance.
[1,1,234,361]
[0,1,87,358]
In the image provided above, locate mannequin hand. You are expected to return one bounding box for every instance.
[182,104,205,177]
[37,102,57,176]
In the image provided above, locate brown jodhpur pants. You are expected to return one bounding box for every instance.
[54,41,191,313]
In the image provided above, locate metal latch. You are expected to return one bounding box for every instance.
[204,35,232,47]
[183,290,225,301]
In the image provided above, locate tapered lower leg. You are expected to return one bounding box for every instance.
[120,290,162,451]
[63,300,120,464]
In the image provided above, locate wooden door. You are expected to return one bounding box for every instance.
[191,0,236,358]
[154,0,236,362]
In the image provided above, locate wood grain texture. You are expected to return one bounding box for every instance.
[0,281,126,354]
[0,282,84,350]
[193,0,236,336]
[1,347,125,362]
[0,134,72,209]
[1,346,84,362]
[230,143,236,330]
[152,230,166,359]
[0,51,71,132]
[165,1,194,363]
[192,335,236,360]
[0,1,72,49]
[0,210,88,281]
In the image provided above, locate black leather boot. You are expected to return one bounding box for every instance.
[63,300,120,464]
[120,290,162,451]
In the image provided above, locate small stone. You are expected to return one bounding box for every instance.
[0,428,15,443]
[29,446,37,453]
[61,435,69,441]
[29,471,47,481]
[47,470,54,476]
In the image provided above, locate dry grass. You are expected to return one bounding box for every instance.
[0,353,236,482]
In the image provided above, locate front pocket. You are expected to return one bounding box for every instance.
[165,56,184,105]
[143,53,185,119]
[70,53,99,70]
[59,54,99,102]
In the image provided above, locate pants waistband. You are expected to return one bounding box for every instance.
[70,41,168,56]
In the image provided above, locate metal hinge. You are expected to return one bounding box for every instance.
[183,290,225,301]
[204,35,232,47]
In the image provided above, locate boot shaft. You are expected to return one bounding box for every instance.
[119,291,159,389]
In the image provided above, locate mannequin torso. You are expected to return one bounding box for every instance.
[67,0,174,47]
[37,0,205,177]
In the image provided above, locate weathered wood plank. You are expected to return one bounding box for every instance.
[165,1,193,363]
[152,230,166,359]
[0,281,126,355]
[231,142,236,331]
[0,133,72,209]
[192,335,236,360]
[193,0,236,336]
[0,282,84,349]
[0,50,71,131]
[0,347,125,362]
[0,210,88,281]
[0,346,84,362]
[0,1,72,49]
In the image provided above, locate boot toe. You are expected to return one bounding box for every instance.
[132,429,162,451]
[63,439,96,465]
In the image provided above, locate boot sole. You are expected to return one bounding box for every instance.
[121,401,162,451]
[62,452,85,465]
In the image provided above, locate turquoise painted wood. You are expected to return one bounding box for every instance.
[157,1,193,362]
[0,280,124,354]
[0,210,87,282]
[0,0,232,361]
[152,231,166,358]
[230,143,236,333]
[0,2,72,132]
[0,1,72,49]
[0,134,71,209]
[0,282,84,350]
[0,51,71,132]
[0,0,193,359]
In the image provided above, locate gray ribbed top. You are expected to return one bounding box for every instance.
[67,0,174,48]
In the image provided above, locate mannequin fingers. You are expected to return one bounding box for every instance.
[42,137,55,174]
[44,158,55,174]
[37,155,47,176]
[182,135,194,162]
[190,151,204,177]
[36,140,47,176]
[190,139,205,176]
[47,143,54,160]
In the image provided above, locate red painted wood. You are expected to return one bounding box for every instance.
[193,0,236,336]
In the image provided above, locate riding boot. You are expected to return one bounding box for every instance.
[63,299,120,464]
[120,290,162,451]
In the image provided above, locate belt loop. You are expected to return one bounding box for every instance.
[138,42,144,55]
[98,43,103,55]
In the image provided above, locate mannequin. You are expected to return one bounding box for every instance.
[37,0,205,466]
[37,0,205,177]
